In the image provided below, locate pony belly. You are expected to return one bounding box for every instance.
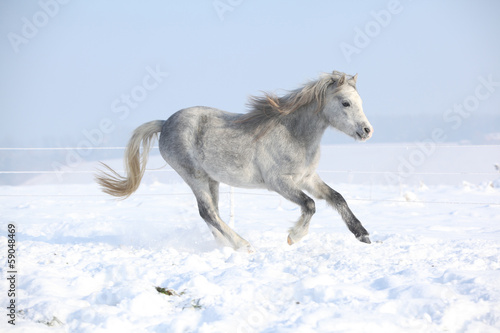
[204,163,266,189]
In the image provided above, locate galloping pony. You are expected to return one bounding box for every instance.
[96,71,373,252]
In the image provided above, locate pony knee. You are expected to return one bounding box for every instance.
[303,197,316,215]
[198,203,210,220]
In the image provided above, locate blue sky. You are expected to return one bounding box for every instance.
[1,0,499,146]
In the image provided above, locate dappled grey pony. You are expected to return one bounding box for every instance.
[96,71,373,252]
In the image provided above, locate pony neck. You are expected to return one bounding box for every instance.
[280,102,330,148]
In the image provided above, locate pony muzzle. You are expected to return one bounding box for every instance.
[355,124,373,141]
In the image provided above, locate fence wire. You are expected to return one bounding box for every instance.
[1,145,499,206]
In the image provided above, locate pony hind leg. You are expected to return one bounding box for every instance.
[190,179,254,253]
[208,179,220,214]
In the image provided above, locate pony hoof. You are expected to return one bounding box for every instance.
[287,235,294,245]
[237,244,255,254]
[357,235,371,244]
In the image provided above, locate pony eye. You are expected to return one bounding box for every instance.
[342,101,351,107]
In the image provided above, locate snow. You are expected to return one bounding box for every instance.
[1,146,500,332]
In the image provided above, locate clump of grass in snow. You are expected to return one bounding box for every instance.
[155,286,203,310]
[155,286,179,296]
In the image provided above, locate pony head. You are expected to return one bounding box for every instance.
[322,71,373,141]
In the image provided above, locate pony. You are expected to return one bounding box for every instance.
[96,71,373,252]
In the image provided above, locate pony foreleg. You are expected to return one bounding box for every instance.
[287,193,316,245]
[269,177,316,245]
[304,175,371,244]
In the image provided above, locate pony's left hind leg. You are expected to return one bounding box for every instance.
[192,181,254,253]
[205,179,225,242]
[208,179,220,214]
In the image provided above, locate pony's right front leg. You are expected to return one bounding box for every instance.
[304,174,371,244]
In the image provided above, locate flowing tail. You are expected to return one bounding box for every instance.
[95,120,165,199]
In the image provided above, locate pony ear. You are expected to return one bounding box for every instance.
[337,73,346,86]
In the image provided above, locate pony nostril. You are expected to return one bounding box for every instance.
[364,127,371,134]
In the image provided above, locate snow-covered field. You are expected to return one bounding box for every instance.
[1,146,500,332]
